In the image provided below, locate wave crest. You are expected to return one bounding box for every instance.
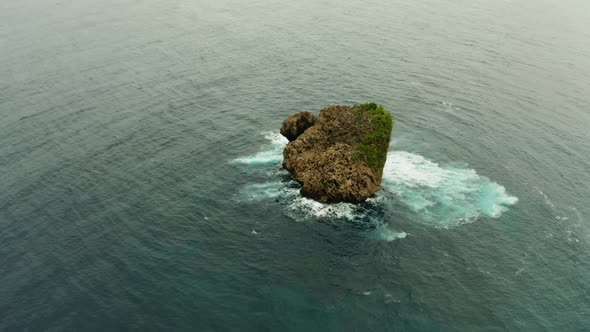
[233,132,518,232]
[382,151,518,227]
[232,132,287,165]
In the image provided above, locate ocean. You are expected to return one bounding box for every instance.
[1,0,589,330]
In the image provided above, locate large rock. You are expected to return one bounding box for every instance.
[281,103,393,203]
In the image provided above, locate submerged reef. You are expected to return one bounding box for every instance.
[281,103,393,203]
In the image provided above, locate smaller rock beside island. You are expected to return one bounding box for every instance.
[281,103,394,203]
[280,111,317,141]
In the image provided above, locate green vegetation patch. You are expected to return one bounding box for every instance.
[353,103,394,172]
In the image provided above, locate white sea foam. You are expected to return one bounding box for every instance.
[239,180,408,240]
[287,195,364,221]
[384,151,446,188]
[234,133,517,229]
[382,151,518,227]
[233,151,282,165]
[240,180,366,221]
[263,131,289,147]
[371,224,408,242]
[232,131,288,165]
[239,182,286,200]
[531,185,568,220]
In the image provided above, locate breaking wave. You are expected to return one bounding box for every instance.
[382,151,518,227]
[238,181,370,222]
[233,132,518,232]
[369,224,408,242]
[232,132,287,165]
[238,180,403,241]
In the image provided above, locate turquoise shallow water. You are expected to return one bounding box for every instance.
[1,0,590,330]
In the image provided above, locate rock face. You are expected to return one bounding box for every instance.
[280,111,317,141]
[281,103,393,203]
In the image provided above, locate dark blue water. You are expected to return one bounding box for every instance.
[1,0,589,330]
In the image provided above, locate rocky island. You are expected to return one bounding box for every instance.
[281,103,393,203]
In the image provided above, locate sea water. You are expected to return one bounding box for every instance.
[1,0,589,330]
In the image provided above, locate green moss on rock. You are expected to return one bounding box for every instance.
[353,103,394,173]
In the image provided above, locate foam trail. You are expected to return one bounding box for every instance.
[239,180,367,221]
[239,182,286,200]
[239,180,408,239]
[234,133,517,229]
[233,151,283,165]
[287,195,365,221]
[382,151,518,227]
[531,185,568,220]
[232,132,288,165]
[370,223,408,242]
